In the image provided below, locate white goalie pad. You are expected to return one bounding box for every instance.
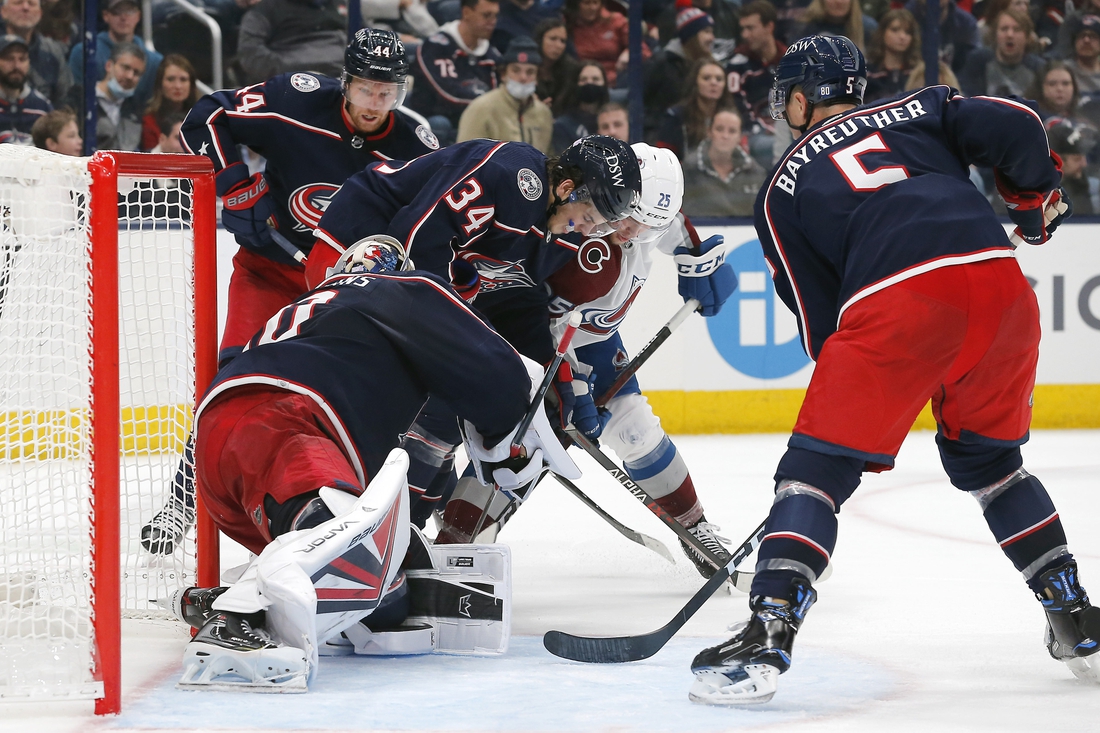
[402,531,512,655]
[210,448,413,686]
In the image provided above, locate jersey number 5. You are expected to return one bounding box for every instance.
[828,132,909,192]
[249,290,338,349]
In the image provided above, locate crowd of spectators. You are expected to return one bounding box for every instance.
[0,0,1097,217]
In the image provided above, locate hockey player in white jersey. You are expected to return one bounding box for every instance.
[435,144,739,575]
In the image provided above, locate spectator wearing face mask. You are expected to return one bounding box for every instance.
[550,60,607,153]
[94,41,146,151]
[457,35,552,152]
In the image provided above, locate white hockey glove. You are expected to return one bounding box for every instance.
[462,356,581,492]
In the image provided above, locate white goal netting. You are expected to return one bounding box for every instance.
[0,147,202,701]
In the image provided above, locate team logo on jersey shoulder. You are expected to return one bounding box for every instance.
[289,182,340,230]
[415,124,440,150]
[517,168,543,201]
[578,237,612,274]
[291,73,321,92]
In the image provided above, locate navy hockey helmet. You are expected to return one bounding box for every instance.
[343,28,409,110]
[557,135,642,224]
[769,35,866,122]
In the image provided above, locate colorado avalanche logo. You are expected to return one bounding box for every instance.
[577,237,612,274]
[580,275,644,336]
[516,168,543,201]
[289,182,340,230]
[457,251,535,293]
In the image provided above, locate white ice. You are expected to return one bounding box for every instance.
[2,429,1098,732]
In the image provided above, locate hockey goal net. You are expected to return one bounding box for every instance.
[0,148,219,714]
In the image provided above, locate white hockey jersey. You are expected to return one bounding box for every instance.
[546,214,691,359]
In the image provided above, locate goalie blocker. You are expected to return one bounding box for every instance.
[176,450,512,692]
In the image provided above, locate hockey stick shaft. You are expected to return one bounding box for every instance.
[552,473,675,564]
[594,298,698,408]
[567,428,731,575]
[267,218,307,263]
[509,310,582,458]
[542,518,767,663]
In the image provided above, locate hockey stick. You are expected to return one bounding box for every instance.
[471,311,582,537]
[566,427,748,588]
[543,518,767,663]
[552,473,676,564]
[595,298,698,407]
[269,227,307,264]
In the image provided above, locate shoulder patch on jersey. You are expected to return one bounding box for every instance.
[291,73,321,92]
[415,124,440,150]
[517,168,543,201]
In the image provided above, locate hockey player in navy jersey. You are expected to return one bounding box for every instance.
[303,135,642,526]
[171,237,579,691]
[434,144,741,563]
[181,28,438,366]
[689,36,1098,706]
[140,30,439,557]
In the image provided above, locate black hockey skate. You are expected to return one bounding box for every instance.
[1035,560,1100,683]
[179,610,308,691]
[689,581,816,705]
[168,586,229,630]
[140,484,196,555]
[679,516,732,578]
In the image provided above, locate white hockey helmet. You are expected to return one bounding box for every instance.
[630,143,683,230]
[327,234,413,279]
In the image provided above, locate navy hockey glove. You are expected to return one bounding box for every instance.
[449,255,481,302]
[996,154,1072,245]
[217,164,277,249]
[570,372,611,440]
[673,235,738,317]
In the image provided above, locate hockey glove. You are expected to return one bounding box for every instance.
[217,164,277,249]
[996,154,1072,245]
[570,372,610,440]
[449,256,481,302]
[548,361,576,432]
[462,357,581,491]
[673,235,738,317]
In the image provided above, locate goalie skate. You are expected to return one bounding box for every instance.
[178,611,308,693]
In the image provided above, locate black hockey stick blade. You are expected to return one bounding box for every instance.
[543,519,767,663]
[553,473,675,564]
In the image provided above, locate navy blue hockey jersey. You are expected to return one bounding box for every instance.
[754,86,1061,360]
[196,270,531,486]
[181,72,439,266]
[314,139,579,291]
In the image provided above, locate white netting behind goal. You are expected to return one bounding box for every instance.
[0,147,201,701]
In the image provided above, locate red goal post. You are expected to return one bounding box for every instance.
[0,149,219,715]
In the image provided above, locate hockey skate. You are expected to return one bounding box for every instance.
[140,482,196,555]
[680,517,732,578]
[178,610,308,693]
[689,581,816,705]
[166,585,229,629]
[1035,560,1100,683]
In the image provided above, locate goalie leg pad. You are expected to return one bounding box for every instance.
[405,532,511,654]
[212,449,412,684]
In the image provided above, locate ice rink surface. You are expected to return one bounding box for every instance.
[2,429,1097,733]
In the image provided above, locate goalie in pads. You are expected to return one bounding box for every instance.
[175,237,576,691]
